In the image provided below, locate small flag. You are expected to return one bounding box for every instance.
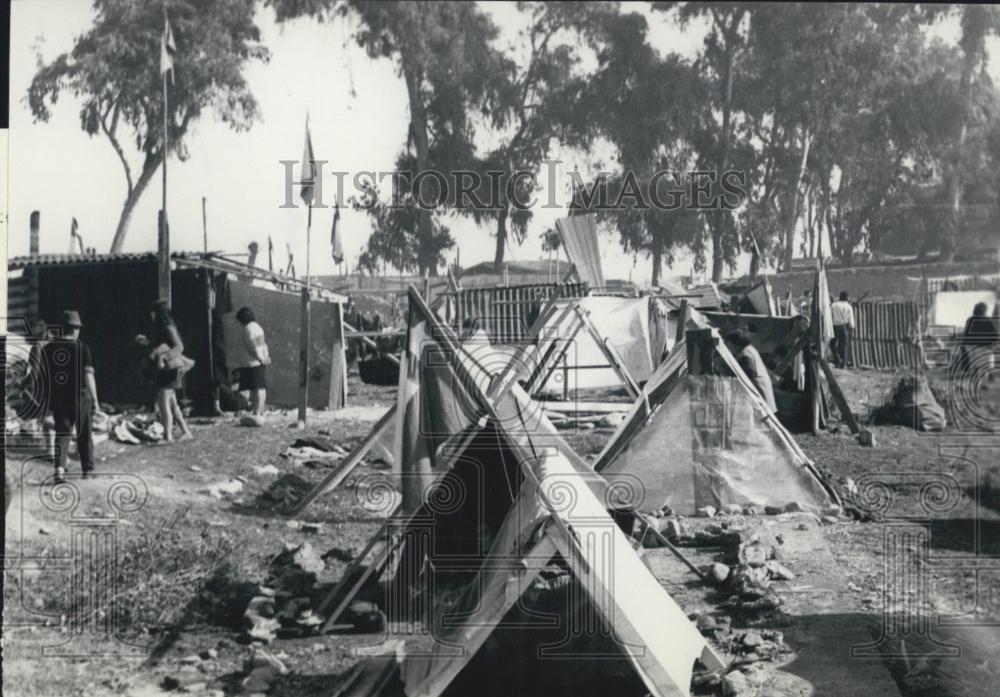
[70,217,82,254]
[160,13,177,83]
[331,201,343,264]
[300,120,316,206]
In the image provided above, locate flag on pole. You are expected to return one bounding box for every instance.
[70,217,82,254]
[300,120,316,206]
[160,13,177,83]
[331,201,343,263]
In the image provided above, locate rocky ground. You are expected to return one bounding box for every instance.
[3,368,1000,697]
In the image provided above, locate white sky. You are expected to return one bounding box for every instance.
[7,2,990,285]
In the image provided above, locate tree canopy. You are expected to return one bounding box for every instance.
[28,0,269,252]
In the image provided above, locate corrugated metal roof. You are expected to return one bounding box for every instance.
[8,251,201,270]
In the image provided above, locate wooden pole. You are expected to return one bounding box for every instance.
[201,196,208,254]
[159,69,171,308]
[297,204,312,425]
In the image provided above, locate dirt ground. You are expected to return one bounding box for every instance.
[4,369,1000,697]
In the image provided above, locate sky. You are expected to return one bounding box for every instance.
[6,2,989,285]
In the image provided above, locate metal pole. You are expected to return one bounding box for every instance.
[297,204,312,426]
[159,69,172,308]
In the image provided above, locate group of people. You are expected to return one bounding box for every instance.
[26,301,271,483]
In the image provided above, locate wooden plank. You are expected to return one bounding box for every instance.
[538,400,631,414]
[344,320,401,366]
[818,357,860,435]
[284,406,396,516]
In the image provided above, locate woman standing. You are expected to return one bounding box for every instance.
[136,301,194,443]
[235,307,270,415]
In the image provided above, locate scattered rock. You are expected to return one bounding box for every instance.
[858,429,876,447]
[179,654,201,664]
[783,501,805,513]
[240,414,265,428]
[301,523,323,534]
[742,632,764,649]
[742,505,758,516]
[599,413,625,428]
[740,544,768,568]
[254,464,281,477]
[709,563,731,585]
[721,670,751,697]
[821,515,840,525]
[203,478,244,499]
[38,527,51,536]
[763,505,783,516]
[322,547,357,563]
[766,561,795,581]
[200,648,218,660]
[242,666,276,692]
[721,503,743,516]
[696,614,718,633]
[696,506,717,518]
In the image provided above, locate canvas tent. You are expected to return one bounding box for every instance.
[530,295,668,396]
[594,310,838,515]
[323,288,726,697]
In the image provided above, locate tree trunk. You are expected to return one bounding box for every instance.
[651,234,663,287]
[782,128,812,270]
[710,13,743,283]
[494,207,508,264]
[109,153,162,253]
[403,65,437,276]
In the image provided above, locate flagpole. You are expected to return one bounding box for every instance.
[298,201,312,426]
[158,56,172,308]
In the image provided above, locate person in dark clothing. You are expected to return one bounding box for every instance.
[135,301,193,443]
[959,302,1000,371]
[725,328,777,411]
[40,310,103,482]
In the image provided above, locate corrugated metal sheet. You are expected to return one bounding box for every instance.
[850,300,923,369]
[8,251,201,270]
[451,282,587,343]
[556,215,605,288]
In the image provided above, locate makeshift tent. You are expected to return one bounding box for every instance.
[530,296,666,395]
[595,310,838,515]
[330,287,725,697]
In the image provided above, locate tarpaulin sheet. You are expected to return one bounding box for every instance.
[601,375,833,515]
[555,214,605,288]
[537,296,655,394]
[931,290,997,330]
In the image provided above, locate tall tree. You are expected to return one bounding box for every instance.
[582,10,707,286]
[920,5,1000,261]
[28,0,269,252]
[470,1,615,264]
[271,0,508,275]
[657,2,751,282]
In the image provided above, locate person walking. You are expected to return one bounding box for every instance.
[40,310,104,482]
[726,329,777,412]
[235,307,270,415]
[135,301,193,443]
[830,291,856,368]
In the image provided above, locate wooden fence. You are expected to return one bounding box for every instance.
[849,300,922,369]
[449,282,588,343]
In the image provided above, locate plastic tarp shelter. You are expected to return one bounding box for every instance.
[595,309,838,515]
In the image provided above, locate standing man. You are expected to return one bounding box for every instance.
[726,329,777,412]
[830,291,856,368]
[41,310,102,482]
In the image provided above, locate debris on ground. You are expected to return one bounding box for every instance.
[240,414,265,428]
[203,477,246,500]
[110,414,164,444]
